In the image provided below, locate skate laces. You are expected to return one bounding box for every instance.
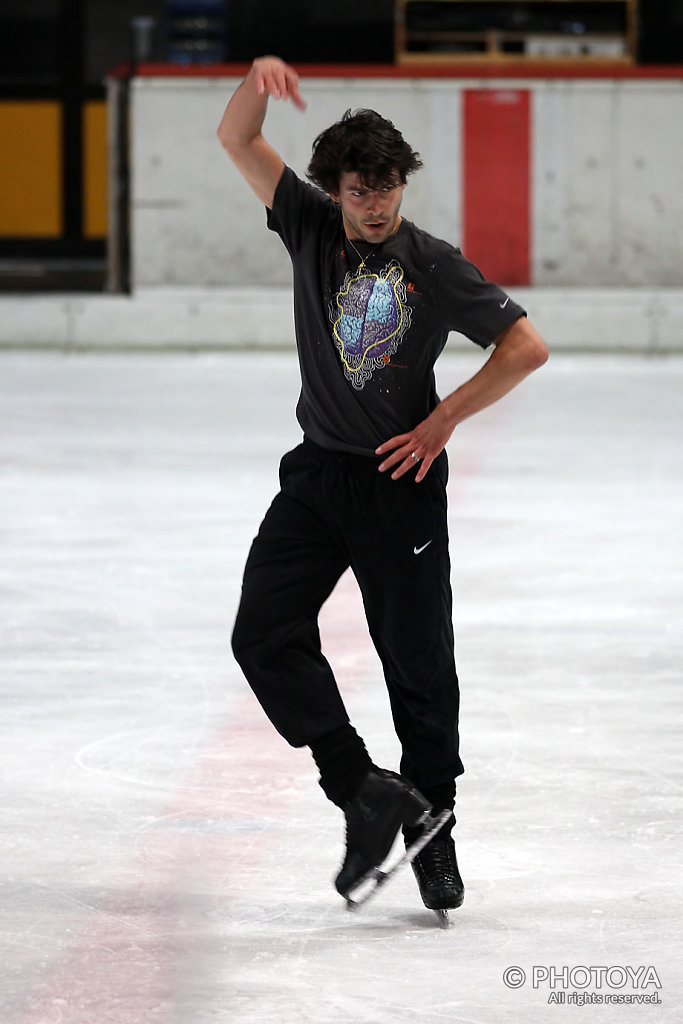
[415,836,458,885]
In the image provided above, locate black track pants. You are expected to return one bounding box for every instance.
[231,438,464,794]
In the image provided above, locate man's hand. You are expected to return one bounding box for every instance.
[251,56,306,110]
[376,405,455,483]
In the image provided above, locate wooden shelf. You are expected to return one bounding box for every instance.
[395,1,639,63]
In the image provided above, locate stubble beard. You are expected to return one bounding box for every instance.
[347,212,402,245]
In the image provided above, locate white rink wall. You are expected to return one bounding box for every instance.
[532,80,683,286]
[2,71,683,352]
[130,74,683,289]
[130,76,463,289]
[1,286,683,352]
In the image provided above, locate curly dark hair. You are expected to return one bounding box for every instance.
[306,108,423,195]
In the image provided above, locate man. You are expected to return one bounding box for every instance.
[219,56,548,915]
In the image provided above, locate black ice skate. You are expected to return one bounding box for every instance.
[335,767,450,910]
[410,814,464,927]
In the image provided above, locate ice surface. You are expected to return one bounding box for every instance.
[1,351,681,1023]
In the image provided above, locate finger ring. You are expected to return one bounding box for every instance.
[410,451,419,461]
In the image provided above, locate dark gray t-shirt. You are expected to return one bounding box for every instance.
[267,166,526,456]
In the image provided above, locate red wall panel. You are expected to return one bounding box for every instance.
[463,89,531,285]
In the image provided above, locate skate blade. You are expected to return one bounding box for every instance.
[344,809,451,911]
[434,909,451,929]
[344,869,389,910]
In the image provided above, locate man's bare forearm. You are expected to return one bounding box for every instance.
[377,316,549,482]
[217,57,305,207]
[217,68,269,153]
[438,317,549,429]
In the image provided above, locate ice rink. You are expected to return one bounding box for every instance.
[2,348,682,1023]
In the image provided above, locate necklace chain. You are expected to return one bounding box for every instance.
[346,237,376,271]
[348,218,401,270]
[345,217,401,270]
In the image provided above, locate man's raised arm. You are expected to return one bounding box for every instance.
[217,56,306,209]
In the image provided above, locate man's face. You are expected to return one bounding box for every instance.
[330,171,406,244]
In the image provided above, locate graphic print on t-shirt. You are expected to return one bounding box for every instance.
[330,260,412,390]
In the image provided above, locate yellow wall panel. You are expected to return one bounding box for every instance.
[0,102,62,237]
[83,101,108,239]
